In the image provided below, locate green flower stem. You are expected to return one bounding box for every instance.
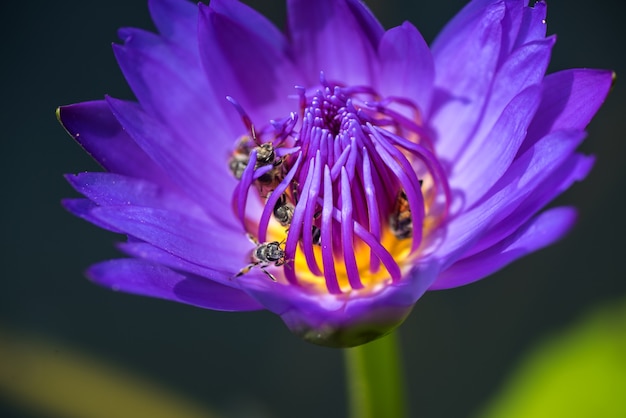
[344,331,407,418]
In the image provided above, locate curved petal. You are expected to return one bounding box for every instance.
[431,206,577,290]
[465,152,593,257]
[105,97,236,215]
[209,0,290,53]
[429,0,505,162]
[286,0,381,86]
[431,0,500,56]
[113,31,238,156]
[57,101,172,186]
[513,0,547,50]
[431,129,587,267]
[64,172,212,224]
[522,68,614,154]
[499,0,525,61]
[88,258,263,311]
[345,0,385,47]
[377,22,434,115]
[198,3,302,124]
[451,85,542,209]
[62,198,122,233]
[238,259,440,347]
[148,0,197,47]
[89,205,252,278]
[117,240,245,286]
[471,37,554,147]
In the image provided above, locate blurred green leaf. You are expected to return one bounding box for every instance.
[0,326,222,418]
[479,298,626,418]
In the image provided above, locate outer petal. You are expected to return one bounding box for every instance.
[148,0,197,47]
[287,0,381,86]
[499,0,525,62]
[430,129,587,268]
[89,205,252,282]
[64,172,217,225]
[57,101,171,186]
[450,85,542,209]
[377,22,435,116]
[431,206,577,290]
[88,259,263,311]
[113,30,237,158]
[239,260,440,347]
[105,97,236,215]
[62,198,122,233]
[513,0,547,50]
[466,152,593,257]
[198,3,302,123]
[117,241,249,286]
[429,0,505,162]
[470,37,554,152]
[522,68,614,154]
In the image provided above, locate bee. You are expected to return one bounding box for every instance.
[228,125,285,181]
[229,153,249,180]
[228,135,253,180]
[273,193,295,226]
[311,225,321,246]
[234,236,286,282]
[390,189,412,239]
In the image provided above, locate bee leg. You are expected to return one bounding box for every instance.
[233,261,260,279]
[245,233,260,245]
[260,267,277,282]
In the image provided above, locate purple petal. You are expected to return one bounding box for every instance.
[88,259,263,311]
[471,37,554,146]
[90,205,252,276]
[209,0,291,54]
[286,0,381,86]
[430,0,499,55]
[466,152,593,257]
[237,260,440,347]
[451,85,542,208]
[431,206,577,290]
[112,31,238,156]
[522,68,614,154]
[345,0,385,48]
[64,172,218,225]
[148,0,197,47]
[499,0,525,61]
[377,22,434,115]
[62,198,122,233]
[105,97,236,215]
[513,1,547,50]
[117,240,248,284]
[429,0,505,162]
[198,3,301,124]
[431,129,586,267]
[57,101,171,185]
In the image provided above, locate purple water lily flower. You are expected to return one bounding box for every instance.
[59,0,612,347]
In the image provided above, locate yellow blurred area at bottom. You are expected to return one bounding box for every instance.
[0,327,220,418]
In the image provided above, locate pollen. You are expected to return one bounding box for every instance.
[229,75,450,295]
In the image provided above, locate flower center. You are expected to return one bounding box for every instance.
[229,76,450,295]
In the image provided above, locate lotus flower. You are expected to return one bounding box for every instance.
[59,0,612,347]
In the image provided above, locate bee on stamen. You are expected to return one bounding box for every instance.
[228,123,284,181]
[390,189,412,239]
[234,235,286,282]
[228,135,253,180]
[311,225,322,246]
[273,193,295,227]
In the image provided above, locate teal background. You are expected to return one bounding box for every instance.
[1,0,624,417]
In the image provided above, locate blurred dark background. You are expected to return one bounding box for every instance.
[1,0,624,417]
